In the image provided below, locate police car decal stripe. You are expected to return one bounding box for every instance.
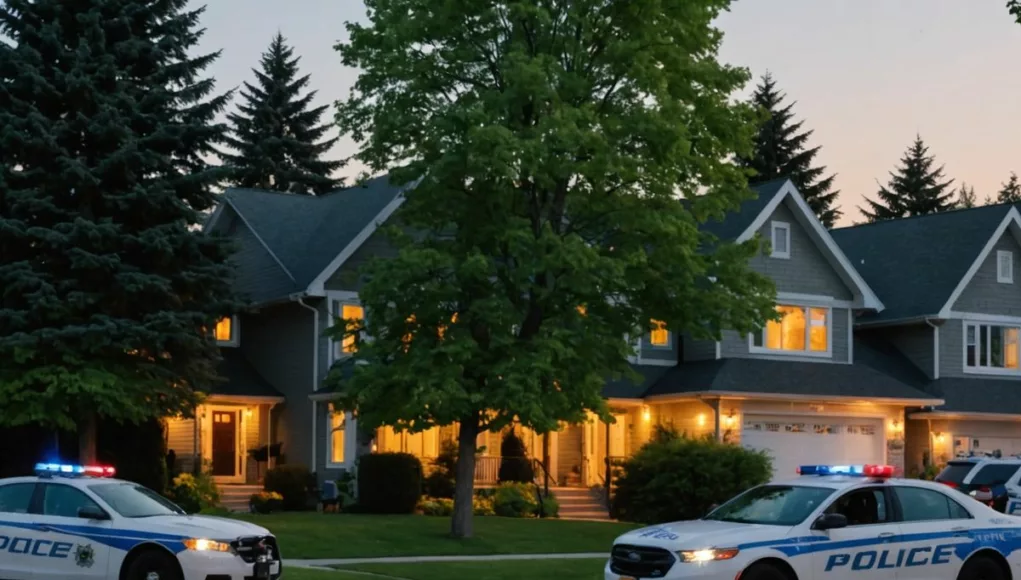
[0,520,189,554]
[738,527,1021,560]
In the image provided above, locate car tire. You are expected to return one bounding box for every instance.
[958,555,1006,580]
[125,549,182,580]
[741,561,792,580]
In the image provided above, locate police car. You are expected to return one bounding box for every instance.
[935,456,1021,514]
[606,464,1021,580]
[0,463,282,580]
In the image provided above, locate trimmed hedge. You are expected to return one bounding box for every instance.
[358,452,423,514]
[611,431,771,524]
[498,431,534,484]
[264,464,314,511]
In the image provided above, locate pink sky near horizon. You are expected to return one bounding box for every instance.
[197,0,1021,226]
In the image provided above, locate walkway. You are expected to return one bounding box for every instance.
[286,552,608,567]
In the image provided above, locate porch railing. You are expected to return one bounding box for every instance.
[473,455,558,489]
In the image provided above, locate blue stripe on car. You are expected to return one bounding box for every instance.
[0,520,189,553]
[737,527,1021,560]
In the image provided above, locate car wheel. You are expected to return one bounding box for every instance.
[125,549,182,580]
[741,561,792,580]
[958,555,1006,580]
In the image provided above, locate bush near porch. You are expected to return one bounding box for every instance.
[611,427,772,524]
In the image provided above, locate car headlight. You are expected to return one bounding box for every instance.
[678,548,739,563]
[182,538,233,553]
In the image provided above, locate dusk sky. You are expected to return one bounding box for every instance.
[196,0,1021,226]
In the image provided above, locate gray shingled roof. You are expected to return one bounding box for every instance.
[211,349,283,399]
[697,177,789,241]
[224,174,407,302]
[602,365,669,399]
[927,377,1021,415]
[831,204,1013,324]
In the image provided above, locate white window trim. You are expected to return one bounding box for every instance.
[327,291,363,365]
[214,315,240,347]
[646,322,673,350]
[770,221,791,259]
[747,304,833,359]
[962,320,1021,376]
[325,407,357,469]
[998,250,1014,284]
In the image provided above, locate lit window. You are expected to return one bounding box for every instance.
[966,323,1021,372]
[998,250,1014,284]
[329,409,346,465]
[649,319,670,347]
[752,305,829,354]
[770,222,791,259]
[335,303,364,357]
[213,316,237,346]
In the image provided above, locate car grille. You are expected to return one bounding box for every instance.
[610,544,676,578]
[231,535,280,563]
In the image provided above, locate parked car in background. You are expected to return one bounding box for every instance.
[934,456,1021,513]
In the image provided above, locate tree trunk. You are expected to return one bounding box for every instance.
[78,411,98,465]
[451,412,480,538]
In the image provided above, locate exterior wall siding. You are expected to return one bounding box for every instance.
[747,202,855,300]
[682,334,717,362]
[880,324,936,380]
[953,232,1021,317]
[719,306,850,363]
[323,228,398,292]
[940,318,966,378]
[165,417,196,475]
[639,332,679,364]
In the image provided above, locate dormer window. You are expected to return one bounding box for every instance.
[213,316,238,347]
[649,319,671,348]
[998,250,1013,284]
[770,221,791,259]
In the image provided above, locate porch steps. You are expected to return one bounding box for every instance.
[219,484,262,512]
[550,486,613,522]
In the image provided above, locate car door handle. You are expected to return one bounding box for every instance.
[952,527,969,537]
[878,532,895,541]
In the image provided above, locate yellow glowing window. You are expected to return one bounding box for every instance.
[214,317,234,343]
[329,409,346,464]
[649,320,669,347]
[968,323,1021,370]
[340,304,364,355]
[1007,328,1020,369]
[755,305,828,354]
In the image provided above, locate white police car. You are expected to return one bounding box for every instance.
[0,463,282,580]
[606,464,1021,580]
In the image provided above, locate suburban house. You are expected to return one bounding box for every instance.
[167,171,1021,507]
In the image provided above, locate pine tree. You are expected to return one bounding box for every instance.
[958,183,977,208]
[739,73,841,227]
[0,0,237,462]
[998,172,1021,203]
[222,32,342,194]
[860,135,956,222]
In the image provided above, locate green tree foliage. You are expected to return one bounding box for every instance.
[222,32,342,194]
[330,0,777,537]
[860,136,956,222]
[957,183,978,209]
[0,0,236,461]
[739,73,841,226]
[998,172,1021,204]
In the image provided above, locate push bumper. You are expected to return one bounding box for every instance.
[604,558,743,579]
[178,551,282,580]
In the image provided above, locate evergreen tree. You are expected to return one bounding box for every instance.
[998,172,1021,203]
[0,0,237,462]
[739,73,841,227]
[860,136,956,222]
[958,183,977,208]
[223,32,342,194]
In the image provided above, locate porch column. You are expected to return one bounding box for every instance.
[192,407,201,475]
[604,417,612,500]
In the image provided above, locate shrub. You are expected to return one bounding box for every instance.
[264,465,315,511]
[493,482,539,518]
[166,472,219,514]
[358,452,423,514]
[498,430,534,484]
[423,441,458,499]
[249,491,284,514]
[418,496,455,516]
[473,493,496,516]
[611,433,771,524]
[538,492,559,518]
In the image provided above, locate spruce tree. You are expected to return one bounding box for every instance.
[223,33,342,194]
[0,0,237,462]
[739,73,841,227]
[860,135,956,222]
[998,172,1021,203]
[958,183,977,208]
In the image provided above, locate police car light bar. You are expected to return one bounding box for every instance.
[797,464,894,478]
[34,463,116,478]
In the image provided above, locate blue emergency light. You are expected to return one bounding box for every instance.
[34,462,116,478]
[797,464,894,478]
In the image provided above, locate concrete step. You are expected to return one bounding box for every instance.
[219,485,262,512]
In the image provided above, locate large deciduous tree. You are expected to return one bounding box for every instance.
[739,73,841,227]
[329,0,776,537]
[0,0,236,462]
[860,135,956,222]
[223,32,342,194]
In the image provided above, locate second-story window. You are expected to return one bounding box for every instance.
[649,319,670,347]
[770,221,791,259]
[213,316,238,347]
[751,305,829,356]
[966,323,1020,372]
[333,302,365,358]
[998,250,1014,284]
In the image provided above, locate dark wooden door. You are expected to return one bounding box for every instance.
[211,411,237,477]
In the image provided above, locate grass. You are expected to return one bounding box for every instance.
[339,559,607,580]
[234,513,637,559]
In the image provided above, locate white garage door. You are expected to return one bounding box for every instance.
[954,436,1021,458]
[741,415,885,479]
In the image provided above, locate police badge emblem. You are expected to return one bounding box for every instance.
[75,544,95,568]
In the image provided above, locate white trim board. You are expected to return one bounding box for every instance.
[736,180,885,312]
[645,391,944,407]
[938,207,1021,318]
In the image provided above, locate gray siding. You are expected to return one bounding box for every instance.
[939,318,1021,381]
[883,324,935,379]
[748,202,855,300]
[721,306,850,363]
[639,331,679,363]
[221,208,296,305]
[683,333,717,362]
[953,233,1021,317]
[324,228,398,292]
[240,302,318,468]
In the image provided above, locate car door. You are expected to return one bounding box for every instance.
[31,483,113,580]
[809,485,902,579]
[889,484,974,580]
[0,482,41,580]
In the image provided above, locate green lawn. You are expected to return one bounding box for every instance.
[235,513,636,559]
[340,559,607,580]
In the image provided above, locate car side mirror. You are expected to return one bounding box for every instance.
[812,513,848,531]
[78,506,109,521]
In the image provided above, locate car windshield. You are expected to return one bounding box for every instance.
[88,482,185,518]
[935,462,977,486]
[704,485,835,526]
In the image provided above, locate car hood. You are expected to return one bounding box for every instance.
[130,515,271,539]
[614,520,793,550]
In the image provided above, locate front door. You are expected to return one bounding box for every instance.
[211,410,238,477]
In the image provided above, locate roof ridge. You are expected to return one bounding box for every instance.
[833,203,1015,232]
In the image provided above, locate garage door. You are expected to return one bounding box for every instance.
[741,415,885,479]
[953,436,1021,458]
